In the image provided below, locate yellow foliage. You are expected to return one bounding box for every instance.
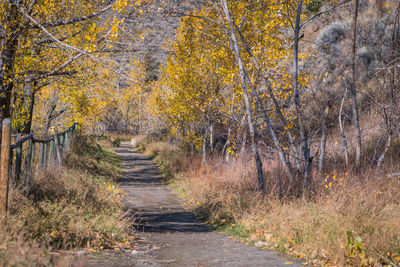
[151,0,310,149]
[7,0,142,133]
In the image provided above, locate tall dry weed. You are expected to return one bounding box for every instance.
[0,136,130,265]
[146,140,400,265]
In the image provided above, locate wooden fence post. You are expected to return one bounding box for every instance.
[54,135,62,167]
[24,139,33,185]
[30,141,35,167]
[48,139,54,165]
[9,149,13,184]
[64,132,69,152]
[59,134,64,152]
[72,123,78,139]
[15,144,22,182]
[43,142,48,167]
[0,119,11,217]
[25,139,32,170]
[38,143,44,168]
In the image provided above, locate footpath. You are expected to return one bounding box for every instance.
[77,141,301,267]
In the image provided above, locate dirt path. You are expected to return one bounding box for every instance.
[77,142,302,266]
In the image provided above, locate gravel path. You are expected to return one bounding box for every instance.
[76,142,302,266]
[117,142,302,266]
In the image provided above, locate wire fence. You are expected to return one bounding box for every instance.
[0,119,78,216]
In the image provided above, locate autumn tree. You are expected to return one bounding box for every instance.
[1,0,145,134]
[152,0,313,191]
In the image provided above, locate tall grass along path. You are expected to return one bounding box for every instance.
[85,141,302,266]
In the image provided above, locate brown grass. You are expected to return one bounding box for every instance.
[0,237,73,266]
[136,139,190,180]
[0,136,130,265]
[138,139,400,266]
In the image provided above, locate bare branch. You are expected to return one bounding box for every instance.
[31,2,115,28]
[301,0,351,28]
[16,3,140,84]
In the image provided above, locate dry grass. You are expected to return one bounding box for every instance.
[0,238,73,266]
[0,136,130,265]
[136,139,189,180]
[107,133,135,142]
[139,139,400,266]
[237,178,400,266]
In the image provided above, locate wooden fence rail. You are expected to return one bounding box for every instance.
[0,119,78,217]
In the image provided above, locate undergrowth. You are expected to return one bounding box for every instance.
[136,136,187,180]
[0,135,130,265]
[137,137,400,266]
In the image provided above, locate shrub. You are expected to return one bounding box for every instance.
[7,168,127,249]
[316,22,347,55]
[143,140,400,266]
[112,138,121,147]
[305,0,326,14]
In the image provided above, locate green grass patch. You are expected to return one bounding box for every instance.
[218,223,250,239]
[305,0,326,14]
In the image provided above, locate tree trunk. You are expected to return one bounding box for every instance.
[225,127,231,162]
[240,133,247,155]
[351,0,362,168]
[339,89,349,167]
[220,0,265,191]
[202,128,208,164]
[318,104,330,172]
[377,134,391,169]
[125,100,131,133]
[138,96,142,134]
[21,77,36,134]
[42,105,56,138]
[0,3,20,123]
[293,0,311,183]
[251,86,294,179]
[41,92,63,138]
[209,124,214,153]
[229,13,300,175]
[265,82,301,173]
[24,90,36,134]
[223,10,294,179]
